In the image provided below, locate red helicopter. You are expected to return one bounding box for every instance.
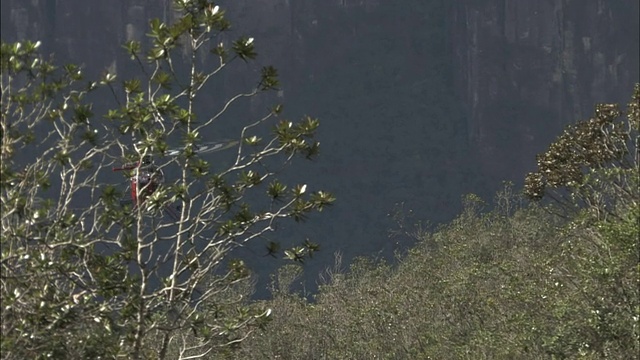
[112,140,237,220]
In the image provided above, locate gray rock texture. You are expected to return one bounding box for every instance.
[2,0,637,293]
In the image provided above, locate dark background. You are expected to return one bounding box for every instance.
[2,0,638,295]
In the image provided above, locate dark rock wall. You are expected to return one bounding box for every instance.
[2,0,638,292]
[1,0,174,79]
[452,0,639,185]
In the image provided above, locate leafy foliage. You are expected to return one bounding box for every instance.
[524,84,639,221]
[1,1,333,359]
[232,88,639,359]
[236,185,638,359]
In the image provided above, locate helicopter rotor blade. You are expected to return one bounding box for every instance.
[165,139,238,157]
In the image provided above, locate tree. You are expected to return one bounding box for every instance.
[1,1,334,359]
[234,88,640,359]
[523,85,639,357]
[524,84,639,221]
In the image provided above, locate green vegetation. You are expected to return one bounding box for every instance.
[236,193,637,358]
[2,0,638,357]
[234,86,639,359]
[1,1,333,359]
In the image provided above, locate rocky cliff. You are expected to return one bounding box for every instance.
[451,0,639,184]
[2,0,638,292]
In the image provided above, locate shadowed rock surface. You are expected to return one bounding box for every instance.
[2,0,637,295]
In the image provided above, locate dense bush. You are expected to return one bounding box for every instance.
[234,186,637,359]
[233,86,639,359]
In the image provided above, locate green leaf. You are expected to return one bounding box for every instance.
[267,181,287,200]
[244,135,261,146]
[122,40,141,60]
[234,204,253,224]
[303,238,320,257]
[211,41,228,62]
[73,104,93,123]
[238,170,261,187]
[147,46,166,60]
[272,104,283,115]
[123,79,142,93]
[284,246,306,263]
[232,37,257,62]
[293,184,307,197]
[188,158,209,177]
[152,71,171,89]
[101,71,117,84]
[259,66,279,90]
[310,191,336,210]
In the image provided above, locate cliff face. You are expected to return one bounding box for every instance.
[452,0,639,184]
[3,0,636,174]
[2,0,638,291]
[1,0,182,80]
